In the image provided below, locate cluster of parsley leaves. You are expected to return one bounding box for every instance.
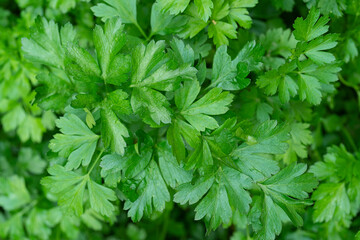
[1,0,360,239]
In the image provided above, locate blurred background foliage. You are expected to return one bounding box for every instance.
[0,0,360,239]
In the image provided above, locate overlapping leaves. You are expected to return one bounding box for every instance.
[257,8,341,105]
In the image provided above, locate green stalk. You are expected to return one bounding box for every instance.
[134,22,148,40]
[88,148,105,175]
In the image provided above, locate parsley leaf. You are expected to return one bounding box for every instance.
[157,141,192,188]
[101,90,131,155]
[92,0,137,24]
[93,18,128,82]
[100,143,153,187]
[0,176,31,211]
[49,114,100,170]
[232,120,289,181]
[175,80,233,131]
[195,0,214,21]
[41,165,116,217]
[253,163,318,240]
[130,40,197,126]
[21,17,76,68]
[293,7,330,42]
[175,167,252,231]
[124,161,170,221]
[157,0,190,15]
[257,8,340,105]
[310,145,358,223]
[228,0,258,29]
[211,41,263,90]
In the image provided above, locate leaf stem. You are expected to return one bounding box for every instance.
[134,22,148,40]
[159,208,170,240]
[146,31,154,42]
[88,148,105,175]
[16,200,37,217]
[246,225,251,240]
[338,74,360,110]
[343,127,357,153]
[338,74,358,90]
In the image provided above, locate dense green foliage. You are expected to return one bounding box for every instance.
[1,0,360,239]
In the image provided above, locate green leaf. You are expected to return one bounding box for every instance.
[194,178,232,230]
[256,62,297,103]
[17,115,46,143]
[176,81,234,131]
[93,18,128,81]
[307,0,347,17]
[124,161,170,221]
[101,108,129,156]
[290,123,312,148]
[167,118,200,161]
[234,41,265,71]
[211,43,262,90]
[64,43,102,83]
[48,0,89,13]
[185,137,213,170]
[260,28,297,66]
[151,3,185,36]
[293,7,329,42]
[343,38,359,63]
[130,40,197,126]
[211,0,230,20]
[309,145,357,223]
[251,195,283,240]
[257,58,338,105]
[178,4,208,39]
[1,105,26,133]
[25,208,52,240]
[310,145,356,181]
[261,163,318,199]
[282,123,313,163]
[271,0,295,11]
[0,176,31,211]
[208,21,237,47]
[131,87,172,126]
[81,210,103,231]
[174,170,215,205]
[132,64,197,91]
[258,8,338,105]
[22,17,76,68]
[100,144,153,187]
[101,90,131,155]
[41,165,116,217]
[130,41,197,91]
[156,0,190,15]
[18,148,47,175]
[49,114,100,170]
[296,34,338,65]
[211,45,238,90]
[169,38,195,65]
[41,165,88,216]
[194,0,213,21]
[253,163,318,240]
[88,179,117,217]
[297,61,322,105]
[175,167,252,231]
[312,183,351,222]
[35,73,73,111]
[228,0,258,29]
[232,120,289,181]
[157,141,192,188]
[0,214,25,240]
[92,0,137,24]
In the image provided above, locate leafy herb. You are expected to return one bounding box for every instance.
[1,0,360,239]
